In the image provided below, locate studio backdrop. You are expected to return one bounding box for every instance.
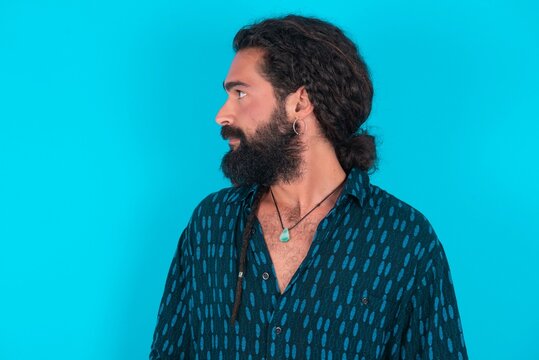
[1,0,538,359]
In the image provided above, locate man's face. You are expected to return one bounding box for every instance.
[216,48,277,145]
[216,48,304,186]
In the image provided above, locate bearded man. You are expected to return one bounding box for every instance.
[149,14,468,360]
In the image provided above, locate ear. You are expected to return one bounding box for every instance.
[285,86,314,120]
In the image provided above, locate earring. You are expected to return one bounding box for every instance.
[292,118,306,135]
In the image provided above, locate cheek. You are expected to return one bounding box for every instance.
[236,109,256,136]
[243,101,274,129]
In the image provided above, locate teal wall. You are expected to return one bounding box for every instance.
[1,0,538,359]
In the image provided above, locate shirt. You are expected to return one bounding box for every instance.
[149,167,468,359]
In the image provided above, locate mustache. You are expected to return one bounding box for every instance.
[221,125,246,141]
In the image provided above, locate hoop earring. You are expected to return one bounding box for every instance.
[292,118,306,135]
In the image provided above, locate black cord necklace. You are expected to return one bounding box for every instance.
[269,179,346,242]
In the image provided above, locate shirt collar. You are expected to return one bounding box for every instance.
[341,166,370,207]
[223,183,258,205]
[224,167,370,208]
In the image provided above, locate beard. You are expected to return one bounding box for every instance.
[220,102,305,187]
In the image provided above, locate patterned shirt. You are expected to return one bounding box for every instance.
[149,167,468,359]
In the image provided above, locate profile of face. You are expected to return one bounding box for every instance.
[216,49,304,186]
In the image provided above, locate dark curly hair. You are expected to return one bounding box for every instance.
[232,14,377,173]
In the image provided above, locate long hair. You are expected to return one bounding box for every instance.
[233,14,377,173]
[230,185,267,324]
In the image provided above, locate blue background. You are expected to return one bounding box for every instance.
[1,0,538,359]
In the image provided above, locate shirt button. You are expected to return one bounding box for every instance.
[274,326,282,334]
[361,297,369,305]
[262,272,270,280]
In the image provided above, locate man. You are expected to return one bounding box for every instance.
[150,14,468,359]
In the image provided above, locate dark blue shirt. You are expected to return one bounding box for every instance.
[149,167,468,359]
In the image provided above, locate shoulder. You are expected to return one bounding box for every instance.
[367,183,456,293]
[188,184,254,222]
[177,185,251,249]
[367,182,434,237]
[366,182,446,268]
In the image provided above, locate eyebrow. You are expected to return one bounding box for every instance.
[223,80,250,92]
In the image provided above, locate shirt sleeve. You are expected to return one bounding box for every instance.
[149,226,192,360]
[399,231,468,360]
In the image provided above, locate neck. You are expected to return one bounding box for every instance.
[267,138,347,215]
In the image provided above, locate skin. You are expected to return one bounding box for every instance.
[215,48,348,293]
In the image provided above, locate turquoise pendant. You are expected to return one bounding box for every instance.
[279,228,290,242]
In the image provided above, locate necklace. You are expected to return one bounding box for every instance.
[269,179,346,242]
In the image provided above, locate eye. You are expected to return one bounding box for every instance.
[236,90,246,99]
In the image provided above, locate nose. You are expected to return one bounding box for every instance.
[215,99,234,126]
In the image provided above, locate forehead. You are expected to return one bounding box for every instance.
[224,48,271,88]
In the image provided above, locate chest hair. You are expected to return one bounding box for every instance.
[256,204,326,293]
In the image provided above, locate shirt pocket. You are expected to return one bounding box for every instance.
[311,291,397,358]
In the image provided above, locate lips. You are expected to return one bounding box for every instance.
[227,139,240,151]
